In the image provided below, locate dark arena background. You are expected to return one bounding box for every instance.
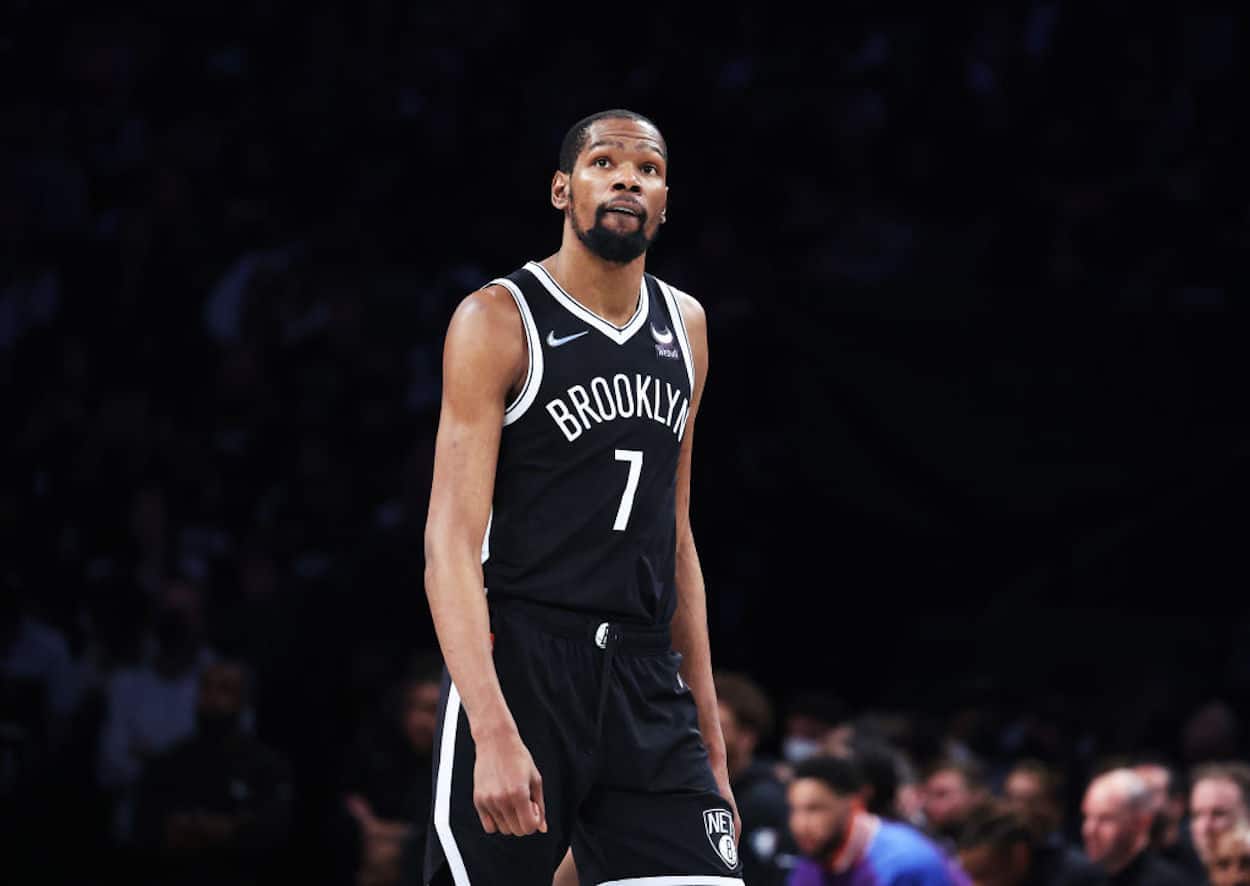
[4,3,1249,885]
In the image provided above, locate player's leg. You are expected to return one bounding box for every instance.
[422,613,593,886]
[573,785,743,885]
[571,646,744,885]
[422,666,574,885]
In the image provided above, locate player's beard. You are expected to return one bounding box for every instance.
[568,192,659,264]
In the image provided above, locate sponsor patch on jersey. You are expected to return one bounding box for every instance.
[703,808,739,870]
[652,322,679,359]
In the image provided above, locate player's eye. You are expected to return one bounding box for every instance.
[642,163,659,175]
[593,156,611,168]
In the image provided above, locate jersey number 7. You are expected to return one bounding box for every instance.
[613,449,643,531]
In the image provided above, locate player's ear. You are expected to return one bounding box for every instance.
[660,185,669,223]
[552,171,570,211]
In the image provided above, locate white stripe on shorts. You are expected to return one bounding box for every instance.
[434,682,471,885]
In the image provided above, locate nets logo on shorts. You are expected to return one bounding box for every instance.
[703,808,739,870]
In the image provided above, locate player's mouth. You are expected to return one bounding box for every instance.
[603,201,646,219]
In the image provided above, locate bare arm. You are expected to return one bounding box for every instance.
[668,292,740,836]
[424,285,546,836]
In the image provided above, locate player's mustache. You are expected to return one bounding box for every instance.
[595,202,648,225]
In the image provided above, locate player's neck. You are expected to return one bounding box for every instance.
[543,241,646,327]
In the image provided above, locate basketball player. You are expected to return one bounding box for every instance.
[420,109,743,885]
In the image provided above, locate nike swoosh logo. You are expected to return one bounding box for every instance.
[650,323,674,345]
[547,329,589,347]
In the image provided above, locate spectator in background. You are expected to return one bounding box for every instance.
[132,659,292,886]
[1081,769,1193,886]
[1005,759,1071,848]
[211,540,297,747]
[1,568,89,884]
[335,650,441,886]
[98,577,218,843]
[716,669,794,886]
[1190,763,1250,869]
[925,756,991,856]
[0,570,83,754]
[847,735,906,821]
[958,801,1106,886]
[1207,826,1250,886]
[1134,758,1206,883]
[128,483,174,600]
[781,689,848,768]
[824,712,926,824]
[787,754,966,886]
[898,753,928,829]
[816,710,929,829]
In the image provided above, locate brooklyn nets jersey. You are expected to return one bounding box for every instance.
[480,261,696,625]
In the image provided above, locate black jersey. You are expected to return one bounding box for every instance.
[480,261,696,625]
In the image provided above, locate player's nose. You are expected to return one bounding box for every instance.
[611,167,643,192]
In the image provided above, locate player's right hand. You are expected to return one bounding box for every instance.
[472,727,548,836]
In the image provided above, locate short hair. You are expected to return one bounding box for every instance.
[957,801,1035,853]
[1191,762,1250,805]
[925,755,989,791]
[558,109,666,173]
[405,647,445,686]
[1089,768,1152,813]
[1008,758,1066,802]
[849,736,902,818]
[715,670,775,741]
[792,754,865,797]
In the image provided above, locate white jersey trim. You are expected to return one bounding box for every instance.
[525,261,650,345]
[433,682,471,885]
[491,277,544,425]
[595,877,743,885]
[655,279,695,392]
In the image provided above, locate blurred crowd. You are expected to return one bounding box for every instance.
[712,669,1250,886]
[3,1,1249,884]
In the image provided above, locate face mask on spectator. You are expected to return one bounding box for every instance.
[784,736,823,763]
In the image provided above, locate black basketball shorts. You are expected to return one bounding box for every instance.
[423,596,744,885]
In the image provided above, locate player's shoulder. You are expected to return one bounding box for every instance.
[458,280,519,317]
[441,281,528,386]
[448,281,524,337]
